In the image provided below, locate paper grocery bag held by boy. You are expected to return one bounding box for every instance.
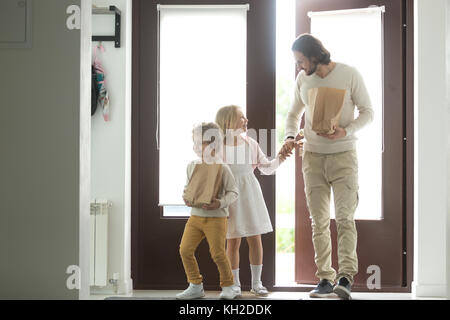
[183,163,223,208]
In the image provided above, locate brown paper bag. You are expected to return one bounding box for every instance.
[183,163,223,208]
[309,87,346,134]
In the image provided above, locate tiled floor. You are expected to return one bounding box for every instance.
[90,290,443,300]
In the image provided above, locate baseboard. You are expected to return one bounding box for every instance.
[90,278,133,296]
[412,281,447,298]
[120,278,133,295]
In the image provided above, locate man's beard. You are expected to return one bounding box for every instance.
[306,62,318,76]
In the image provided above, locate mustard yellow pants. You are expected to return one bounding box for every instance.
[302,150,359,284]
[179,215,234,288]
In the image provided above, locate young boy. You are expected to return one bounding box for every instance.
[177,122,239,300]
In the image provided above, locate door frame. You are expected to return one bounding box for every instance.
[131,0,278,291]
[287,0,414,293]
[131,0,414,293]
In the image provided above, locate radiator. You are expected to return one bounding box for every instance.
[90,199,111,287]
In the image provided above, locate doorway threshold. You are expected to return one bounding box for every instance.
[272,284,412,293]
[272,283,315,292]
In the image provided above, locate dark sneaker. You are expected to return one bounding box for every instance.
[333,277,352,300]
[309,279,336,298]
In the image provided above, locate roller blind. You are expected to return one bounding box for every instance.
[158,5,248,212]
[309,6,384,220]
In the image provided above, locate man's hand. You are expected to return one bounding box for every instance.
[202,199,221,210]
[317,126,347,140]
[279,138,303,161]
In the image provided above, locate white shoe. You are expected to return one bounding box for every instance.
[250,282,269,297]
[176,283,205,300]
[232,285,242,297]
[220,285,239,300]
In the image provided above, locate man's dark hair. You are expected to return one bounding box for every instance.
[292,33,331,65]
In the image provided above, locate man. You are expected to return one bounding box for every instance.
[281,34,373,300]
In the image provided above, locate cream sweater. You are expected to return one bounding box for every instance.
[184,160,239,218]
[285,63,374,154]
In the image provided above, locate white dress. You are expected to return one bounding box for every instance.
[224,142,274,239]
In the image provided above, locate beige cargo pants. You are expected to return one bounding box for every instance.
[302,150,359,284]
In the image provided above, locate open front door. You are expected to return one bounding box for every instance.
[294,0,414,292]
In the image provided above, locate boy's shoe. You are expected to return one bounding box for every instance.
[176,283,205,300]
[250,282,269,297]
[232,285,242,297]
[220,285,239,300]
[309,279,336,298]
[333,277,352,300]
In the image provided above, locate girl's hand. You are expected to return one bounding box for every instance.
[202,199,221,210]
[279,139,303,161]
[279,139,295,161]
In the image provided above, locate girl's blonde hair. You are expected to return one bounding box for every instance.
[215,105,241,139]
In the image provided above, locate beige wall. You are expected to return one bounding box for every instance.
[0,0,91,299]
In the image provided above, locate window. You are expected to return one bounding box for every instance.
[157,5,248,217]
[309,6,385,220]
[275,0,296,286]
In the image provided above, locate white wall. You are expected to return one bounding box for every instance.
[446,0,450,299]
[413,0,448,298]
[90,0,132,295]
[80,0,93,300]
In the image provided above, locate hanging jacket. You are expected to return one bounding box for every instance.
[91,65,99,116]
[93,44,110,122]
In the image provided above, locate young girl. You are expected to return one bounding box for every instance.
[177,122,240,300]
[215,105,293,296]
